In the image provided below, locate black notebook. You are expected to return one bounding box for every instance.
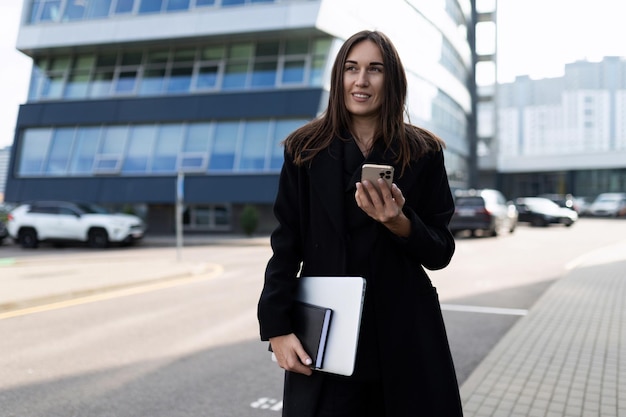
[269,301,333,369]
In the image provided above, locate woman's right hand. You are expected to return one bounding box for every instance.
[269,333,313,376]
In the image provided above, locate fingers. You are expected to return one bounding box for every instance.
[356,180,401,218]
[269,334,313,376]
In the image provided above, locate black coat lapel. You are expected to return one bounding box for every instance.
[308,139,346,236]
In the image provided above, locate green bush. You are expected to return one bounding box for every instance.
[240,204,259,236]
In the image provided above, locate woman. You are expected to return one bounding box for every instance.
[257,30,463,417]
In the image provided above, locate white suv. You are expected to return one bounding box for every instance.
[7,201,145,249]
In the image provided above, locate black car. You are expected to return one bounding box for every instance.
[515,197,578,227]
[449,189,518,237]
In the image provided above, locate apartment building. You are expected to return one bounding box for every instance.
[6,0,476,234]
[496,57,626,199]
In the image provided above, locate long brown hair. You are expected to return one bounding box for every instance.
[284,30,445,173]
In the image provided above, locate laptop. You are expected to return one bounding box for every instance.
[294,276,366,376]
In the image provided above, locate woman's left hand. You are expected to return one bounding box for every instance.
[355,180,411,237]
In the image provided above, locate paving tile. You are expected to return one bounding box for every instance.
[460,246,626,417]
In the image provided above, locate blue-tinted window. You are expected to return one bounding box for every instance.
[239,121,269,170]
[139,0,163,13]
[185,123,212,152]
[152,125,183,172]
[86,0,112,18]
[18,129,52,175]
[69,127,100,174]
[139,68,166,96]
[166,0,189,11]
[222,63,248,89]
[209,122,238,171]
[115,70,138,93]
[123,126,157,173]
[251,60,277,88]
[195,0,215,5]
[282,60,305,84]
[197,65,219,89]
[271,120,304,169]
[222,0,245,5]
[115,0,134,13]
[63,1,86,20]
[91,70,114,97]
[167,66,193,92]
[40,0,62,22]
[45,128,75,174]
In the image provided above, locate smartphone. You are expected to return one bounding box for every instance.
[361,164,394,194]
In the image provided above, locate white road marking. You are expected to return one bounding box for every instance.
[441,304,528,316]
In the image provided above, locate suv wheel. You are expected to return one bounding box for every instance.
[19,228,39,249]
[88,228,109,249]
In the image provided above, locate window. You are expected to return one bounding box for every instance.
[94,126,128,173]
[18,129,52,176]
[223,43,252,89]
[122,126,157,173]
[180,123,211,171]
[271,120,305,169]
[27,37,331,101]
[152,125,183,172]
[166,0,190,11]
[139,0,163,13]
[69,127,100,174]
[40,56,71,99]
[209,122,239,171]
[65,55,95,98]
[115,0,134,13]
[183,204,231,231]
[86,0,112,18]
[63,0,86,20]
[239,121,270,170]
[44,128,76,175]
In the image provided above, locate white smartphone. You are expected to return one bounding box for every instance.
[361,164,394,193]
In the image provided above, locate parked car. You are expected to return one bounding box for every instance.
[0,204,11,245]
[450,189,518,237]
[514,197,578,227]
[538,193,576,211]
[7,201,145,249]
[0,219,7,245]
[586,193,626,217]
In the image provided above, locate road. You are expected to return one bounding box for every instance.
[1,218,625,416]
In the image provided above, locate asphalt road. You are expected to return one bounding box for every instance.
[1,218,625,416]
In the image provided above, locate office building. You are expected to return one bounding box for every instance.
[496,57,626,199]
[6,0,476,234]
[0,147,10,201]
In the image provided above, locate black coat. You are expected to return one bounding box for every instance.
[258,137,463,417]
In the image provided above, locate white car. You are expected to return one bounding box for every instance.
[587,193,626,217]
[7,201,145,249]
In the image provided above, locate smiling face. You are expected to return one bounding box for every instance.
[343,40,385,121]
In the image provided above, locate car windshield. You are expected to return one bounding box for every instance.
[522,199,560,211]
[455,197,485,207]
[597,195,622,203]
[75,203,111,214]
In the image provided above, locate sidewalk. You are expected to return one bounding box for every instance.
[460,241,626,417]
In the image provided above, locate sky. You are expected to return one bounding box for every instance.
[1,0,626,148]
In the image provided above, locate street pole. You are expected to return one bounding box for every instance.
[176,171,184,261]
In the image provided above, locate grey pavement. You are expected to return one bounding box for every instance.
[1,235,625,416]
[460,240,626,417]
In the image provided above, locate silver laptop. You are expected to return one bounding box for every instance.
[295,276,366,376]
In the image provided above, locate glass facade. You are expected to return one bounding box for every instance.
[28,0,314,24]
[16,118,307,177]
[28,37,331,102]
